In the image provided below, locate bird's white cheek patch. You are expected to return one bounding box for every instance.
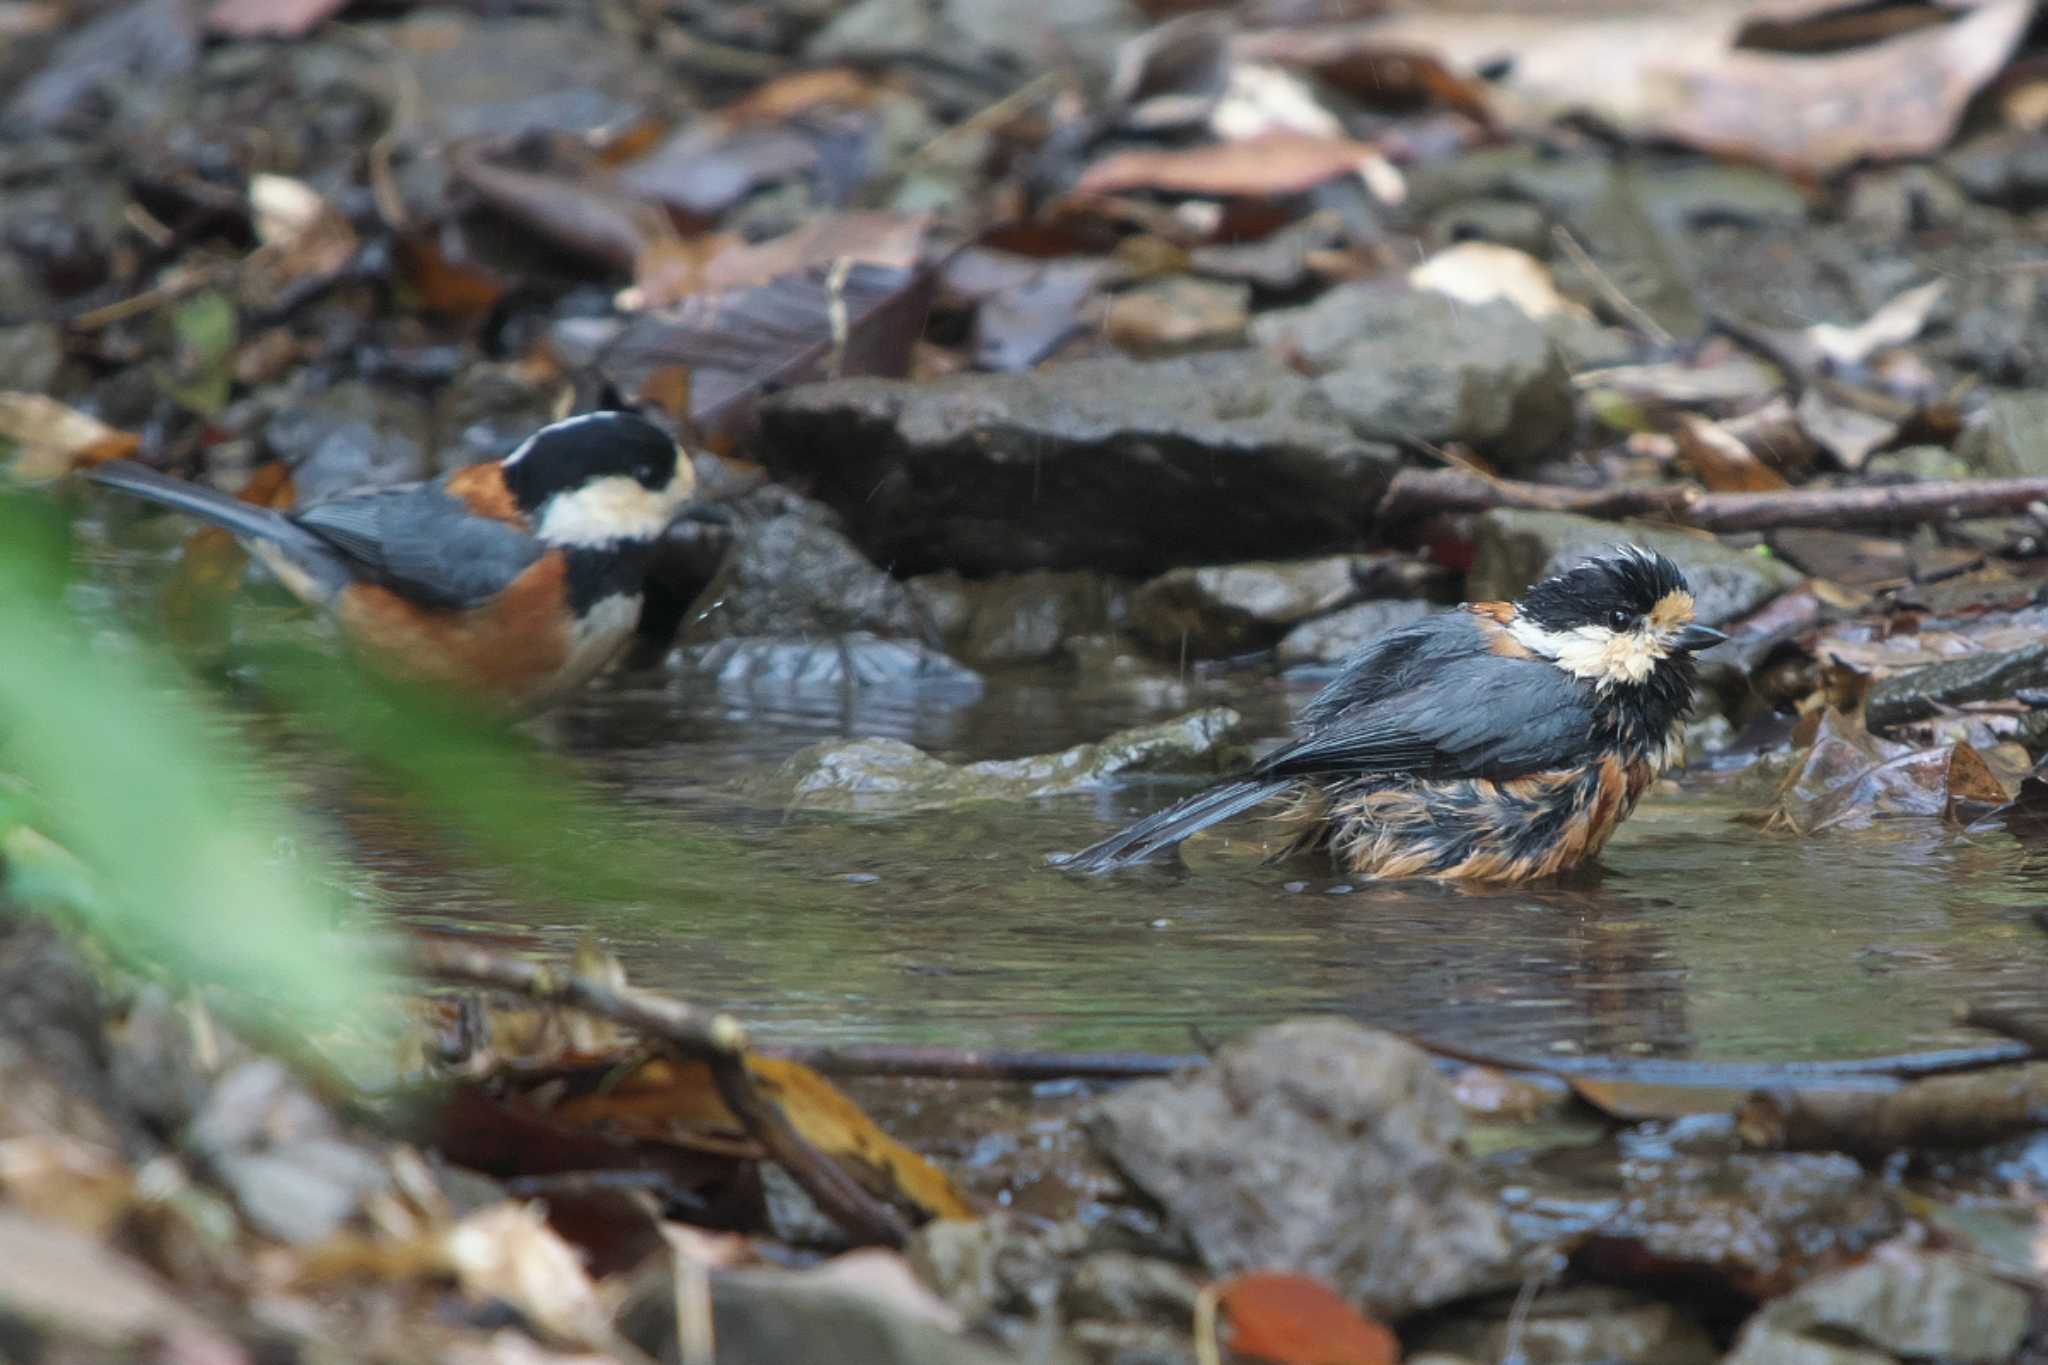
[538,476,677,546]
[1509,621,1668,689]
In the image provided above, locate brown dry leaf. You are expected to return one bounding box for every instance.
[207,0,349,36]
[398,235,510,320]
[1408,241,1587,322]
[1075,129,1390,199]
[443,1203,618,1348]
[720,67,877,126]
[241,173,359,310]
[0,1137,138,1237]
[1215,1271,1399,1365]
[1755,709,2016,834]
[618,230,742,313]
[1673,412,1789,493]
[1328,0,2032,176]
[551,1053,974,1222]
[1806,280,1948,368]
[1569,1077,1751,1122]
[0,392,139,482]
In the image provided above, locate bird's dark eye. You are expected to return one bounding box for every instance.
[1608,608,1633,631]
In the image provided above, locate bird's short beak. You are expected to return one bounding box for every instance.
[1674,623,1727,653]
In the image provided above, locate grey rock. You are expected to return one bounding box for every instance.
[185,1059,388,1245]
[1863,444,1974,483]
[1944,128,2048,209]
[264,380,432,500]
[1428,198,1551,257]
[1469,509,1801,627]
[402,12,673,143]
[1278,598,1436,667]
[910,1214,1089,1328]
[1957,389,2048,478]
[685,510,928,643]
[912,570,1128,666]
[1726,1246,2031,1365]
[678,634,981,691]
[756,351,1400,576]
[752,707,1242,813]
[1084,1019,1519,1317]
[1410,1286,1717,1365]
[1190,211,1350,292]
[1867,643,2048,731]
[809,0,1142,80]
[0,321,62,396]
[1130,555,1380,658]
[1057,1252,1200,1327]
[1250,282,1573,468]
[1842,166,1971,236]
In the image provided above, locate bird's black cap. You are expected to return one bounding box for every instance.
[502,411,680,511]
[1518,546,1691,631]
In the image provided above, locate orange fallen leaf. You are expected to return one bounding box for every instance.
[1075,130,1389,199]
[1215,1272,1398,1365]
[0,393,139,482]
[1673,413,1789,493]
[552,1053,975,1223]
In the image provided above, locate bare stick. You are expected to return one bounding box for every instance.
[411,939,913,1247]
[1552,226,1674,347]
[1381,468,2048,532]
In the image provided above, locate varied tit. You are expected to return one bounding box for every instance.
[86,411,696,714]
[1064,547,1726,883]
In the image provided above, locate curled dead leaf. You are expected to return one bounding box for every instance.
[0,393,139,482]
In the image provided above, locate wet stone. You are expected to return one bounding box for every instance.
[1278,598,1437,668]
[1084,1019,1520,1318]
[431,363,560,474]
[1249,280,1574,469]
[751,707,1243,814]
[1103,276,1250,357]
[684,508,929,644]
[1866,642,2048,731]
[1408,1285,1717,1365]
[1469,509,1801,627]
[1578,1151,1899,1300]
[395,11,677,143]
[755,352,1399,577]
[263,379,432,499]
[1129,555,1390,659]
[1725,1244,2031,1365]
[910,570,1129,667]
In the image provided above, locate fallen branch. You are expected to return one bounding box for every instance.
[1403,1032,2032,1086]
[1958,1004,2048,1056]
[1738,1062,2048,1154]
[1380,468,2048,533]
[411,938,913,1247]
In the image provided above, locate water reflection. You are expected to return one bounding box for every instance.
[338,664,2048,1064]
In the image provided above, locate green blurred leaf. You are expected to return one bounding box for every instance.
[163,290,238,416]
[0,491,389,1035]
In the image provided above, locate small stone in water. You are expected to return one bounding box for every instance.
[1283,881,1307,893]
[1150,918,1171,929]
[842,872,880,884]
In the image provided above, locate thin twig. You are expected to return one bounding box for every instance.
[411,939,914,1247]
[1380,467,2048,533]
[1552,226,1674,347]
[908,71,1062,168]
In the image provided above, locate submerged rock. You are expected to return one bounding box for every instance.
[910,570,1129,667]
[754,352,1399,577]
[1409,1286,1716,1365]
[1469,509,1801,627]
[1724,1244,2031,1365]
[1249,281,1573,468]
[678,634,980,692]
[750,707,1242,813]
[1084,1019,1520,1318]
[1129,555,1386,658]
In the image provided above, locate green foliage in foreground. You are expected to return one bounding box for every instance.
[0,492,390,1033]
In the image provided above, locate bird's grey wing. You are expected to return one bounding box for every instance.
[1260,654,1602,781]
[292,484,543,610]
[1296,611,1493,728]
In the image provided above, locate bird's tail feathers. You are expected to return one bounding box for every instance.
[86,461,349,600]
[1061,778,1289,873]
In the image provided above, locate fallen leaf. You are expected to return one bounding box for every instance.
[241,173,359,310]
[1570,1076,1751,1122]
[1754,710,2016,834]
[599,261,933,449]
[0,393,139,482]
[1673,412,1789,493]
[1075,129,1391,199]
[1215,1271,1398,1365]
[701,211,929,294]
[719,67,878,126]
[398,234,510,320]
[1408,241,1588,322]
[1795,386,1901,471]
[1807,280,1948,369]
[1307,0,2032,176]
[552,1053,975,1223]
[443,1203,617,1348]
[207,0,349,36]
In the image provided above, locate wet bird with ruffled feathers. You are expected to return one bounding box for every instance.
[1064,546,1726,883]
